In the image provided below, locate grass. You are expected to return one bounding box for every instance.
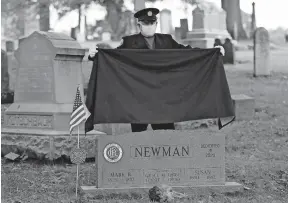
[2,48,288,203]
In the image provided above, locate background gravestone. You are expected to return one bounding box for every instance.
[1,50,9,93]
[3,31,87,134]
[174,27,182,40]
[180,19,189,39]
[222,38,235,64]
[253,27,271,77]
[183,2,231,48]
[160,9,172,34]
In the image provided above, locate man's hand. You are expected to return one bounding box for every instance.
[88,45,98,58]
[214,45,225,56]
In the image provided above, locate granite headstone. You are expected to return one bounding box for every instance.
[253,27,271,76]
[3,31,87,134]
[92,130,225,189]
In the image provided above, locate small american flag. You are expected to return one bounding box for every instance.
[69,85,90,135]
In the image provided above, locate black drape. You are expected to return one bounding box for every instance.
[85,48,235,133]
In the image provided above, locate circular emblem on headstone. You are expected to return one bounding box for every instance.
[103,143,123,163]
[70,148,87,164]
[147,11,152,16]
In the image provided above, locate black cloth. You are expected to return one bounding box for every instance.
[85,48,235,133]
[87,33,193,133]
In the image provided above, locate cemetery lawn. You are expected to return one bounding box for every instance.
[1,55,288,202]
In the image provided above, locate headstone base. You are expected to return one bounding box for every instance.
[81,181,243,195]
[1,130,103,160]
[182,29,231,48]
[94,123,132,135]
[231,94,255,121]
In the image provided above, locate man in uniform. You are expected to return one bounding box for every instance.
[88,8,225,132]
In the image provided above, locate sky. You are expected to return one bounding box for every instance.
[50,0,288,33]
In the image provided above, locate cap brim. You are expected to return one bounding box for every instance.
[138,16,157,21]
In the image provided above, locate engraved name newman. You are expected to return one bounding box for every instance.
[130,145,190,158]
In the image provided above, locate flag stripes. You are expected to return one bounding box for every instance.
[69,85,89,134]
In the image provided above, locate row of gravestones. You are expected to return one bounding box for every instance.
[214,38,235,64]
[1,27,270,106]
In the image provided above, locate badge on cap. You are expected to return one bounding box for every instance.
[147,11,152,16]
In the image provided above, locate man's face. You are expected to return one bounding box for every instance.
[138,20,157,37]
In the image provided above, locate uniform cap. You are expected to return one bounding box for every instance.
[134,8,159,22]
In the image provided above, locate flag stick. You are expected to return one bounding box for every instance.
[76,125,80,197]
[77,126,80,148]
[76,164,79,197]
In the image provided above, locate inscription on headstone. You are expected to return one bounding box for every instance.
[5,115,53,129]
[95,131,225,188]
[254,27,271,76]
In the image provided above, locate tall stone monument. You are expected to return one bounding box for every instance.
[182,2,231,48]
[253,27,271,77]
[160,9,173,34]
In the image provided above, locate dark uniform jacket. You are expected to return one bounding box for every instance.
[88,33,193,61]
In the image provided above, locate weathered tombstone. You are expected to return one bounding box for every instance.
[231,94,255,121]
[253,27,271,77]
[4,31,87,133]
[160,9,172,34]
[102,32,111,41]
[222,38,235,64]
[180,19,189,39]
[6,41,14,52]
[71,27,77,40]
[2,31,103,160]
[81,130,242,194]
[174,27,183,41]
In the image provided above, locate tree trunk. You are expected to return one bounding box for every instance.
[78,4,81,28]
[221,0,247,40]
[134,0,145,33]
[39,0,50,31]
[105,1,123,40]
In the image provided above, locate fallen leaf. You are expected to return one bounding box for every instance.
[4,152,20,161]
